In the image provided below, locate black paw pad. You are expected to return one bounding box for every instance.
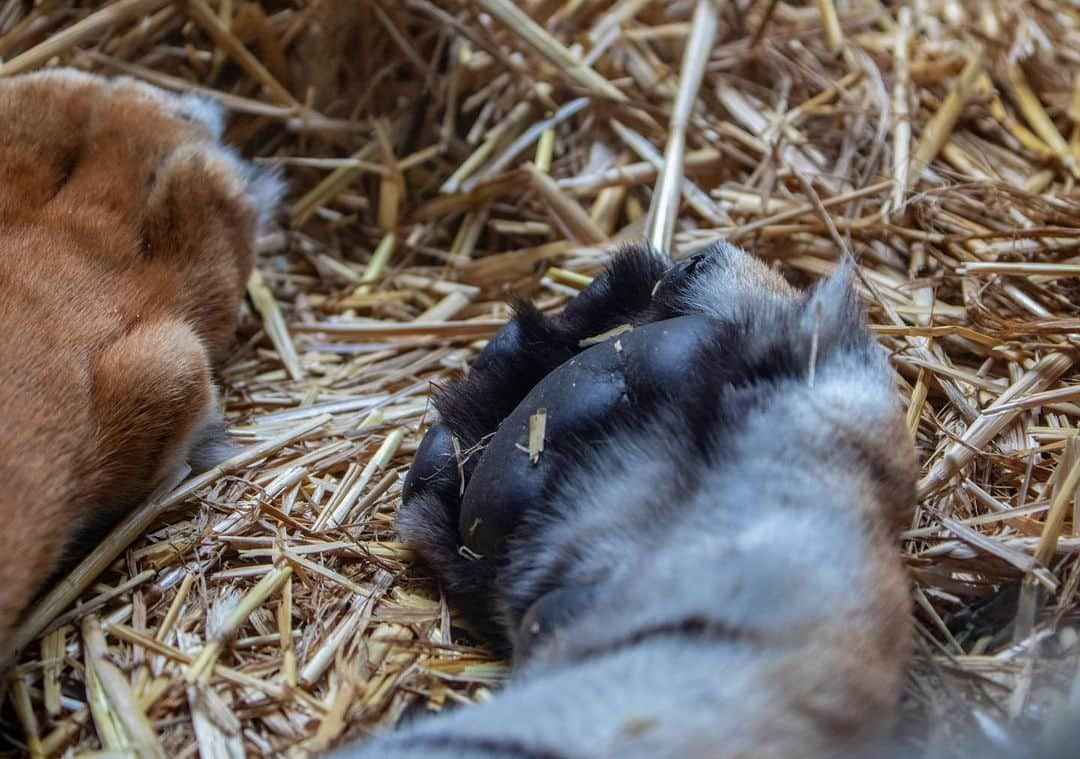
[457,314,715,557]
[403,423,462,504]
[513,583,599,660]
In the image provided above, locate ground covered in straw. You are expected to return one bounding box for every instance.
[2,0,1080,756]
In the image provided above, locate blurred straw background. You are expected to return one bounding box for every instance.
[2,0,1080,756]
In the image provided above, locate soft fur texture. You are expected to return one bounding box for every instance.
[0,70,281,658]
[338,243,919,758]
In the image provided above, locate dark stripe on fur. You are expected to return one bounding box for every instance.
[563,614,759,666]
[393,733,575,759]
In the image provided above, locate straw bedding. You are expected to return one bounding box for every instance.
[1,0,1079,755]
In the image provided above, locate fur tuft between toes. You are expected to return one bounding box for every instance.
[396,492,505,648]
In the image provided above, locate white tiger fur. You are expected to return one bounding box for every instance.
[334,244,919,758]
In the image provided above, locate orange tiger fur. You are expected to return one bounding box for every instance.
[0,70,280,657]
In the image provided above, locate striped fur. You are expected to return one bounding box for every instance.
[337,243,919,758]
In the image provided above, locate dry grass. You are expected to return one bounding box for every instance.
[2,0,1080,755]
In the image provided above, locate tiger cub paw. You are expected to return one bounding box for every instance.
[397,244,753,646]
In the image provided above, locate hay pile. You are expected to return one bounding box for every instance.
[2,0,1079,755]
